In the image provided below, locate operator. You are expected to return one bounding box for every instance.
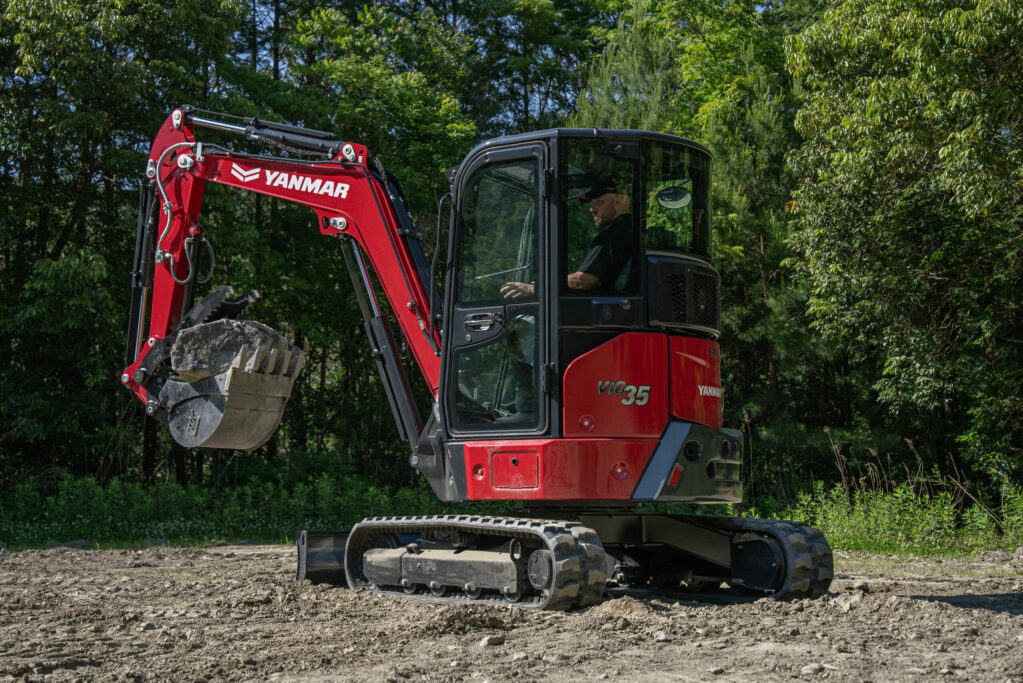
[500,177,633,298]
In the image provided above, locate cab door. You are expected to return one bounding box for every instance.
[443,144,548,436]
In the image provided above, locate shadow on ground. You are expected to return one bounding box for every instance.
[910,593,1023,616]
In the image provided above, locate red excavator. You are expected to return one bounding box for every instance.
[122,106,832,609]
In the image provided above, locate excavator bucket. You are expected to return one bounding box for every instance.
[158,318,304,450]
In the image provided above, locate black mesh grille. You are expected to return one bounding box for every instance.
[647,255,720,335]
[668,273,687,321]
[692,271,719,327]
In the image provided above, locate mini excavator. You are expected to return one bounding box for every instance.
[122,106,833,609]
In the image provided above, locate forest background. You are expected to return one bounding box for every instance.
[1,0,1021,553]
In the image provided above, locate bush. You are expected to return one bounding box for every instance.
[786,480,1012,555]
[2,472,1018,554]
[0,473,455,547]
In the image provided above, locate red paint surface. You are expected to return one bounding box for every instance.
[669,337,722,428]
[463,439,656,500]
[562,333,669,438]
[491,451,539,489]
[667,463,683,489]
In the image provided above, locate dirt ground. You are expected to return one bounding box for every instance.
[2,541,1022,682]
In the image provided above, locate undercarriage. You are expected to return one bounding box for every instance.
[298,512,833,609]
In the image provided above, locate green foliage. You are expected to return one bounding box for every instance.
[0,472,475,546]
[291,5,476,209]
[571,0,680,131]
[787,0,1023,484]
[785,480,1020,555]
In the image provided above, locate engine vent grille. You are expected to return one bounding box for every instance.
[668,273,687,321]
[647,255,720,336]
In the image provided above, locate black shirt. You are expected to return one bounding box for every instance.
[577,213,634,291]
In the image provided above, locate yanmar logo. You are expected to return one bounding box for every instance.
[266,170,349,198]
[230,163,259,183]
[698,385,723,398]
[227,163,350,199]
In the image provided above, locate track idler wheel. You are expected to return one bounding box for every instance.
[159,318,304,450]
[527,549,553,591]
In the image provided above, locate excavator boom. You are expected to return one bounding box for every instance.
[123,107,441,450]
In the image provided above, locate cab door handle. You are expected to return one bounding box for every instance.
[464,312,503,332]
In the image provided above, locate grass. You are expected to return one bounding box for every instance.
[2,472,1021,556]
[0,473,479,548]
[759,478,1023,556]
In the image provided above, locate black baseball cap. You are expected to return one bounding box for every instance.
[575,176,627,202]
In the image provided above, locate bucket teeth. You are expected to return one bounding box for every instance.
[232,344,251,371]
[246,343,268,374]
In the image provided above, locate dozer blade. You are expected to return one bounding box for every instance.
[159,318,304,450]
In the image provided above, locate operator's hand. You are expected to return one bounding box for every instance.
[501,281,534,298]
[567,271,599,290]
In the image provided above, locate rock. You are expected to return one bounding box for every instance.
[708,667,724,675]
[852,581,869,592]
[479,635,505,647]
[171,319,302,381]
[542,653,568,664]
[833,592,862,613]
[801,663,824,676]
[511,652,528,662]
[653,631,670,642]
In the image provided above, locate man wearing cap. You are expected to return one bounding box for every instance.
[501,177,633,298]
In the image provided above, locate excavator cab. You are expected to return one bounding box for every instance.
[416,130,731,504]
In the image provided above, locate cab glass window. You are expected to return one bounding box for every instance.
[560,139,640,295]
[455,159,539,305]
[643,142,711,257]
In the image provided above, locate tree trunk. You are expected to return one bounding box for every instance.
[758,230,784,498]
[172,442,187,486]
[142,415,157,484]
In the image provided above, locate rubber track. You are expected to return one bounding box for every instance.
[344,515,608,611]
[685,516,834,598]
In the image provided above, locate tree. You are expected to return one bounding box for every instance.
[0,0,246,485]
[787,0,1023,484]
[571,0,680,131]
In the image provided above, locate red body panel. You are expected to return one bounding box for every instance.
[562,333,669,438]
[464,439,656,500]
[669,337,723,429]
[122,109,442,402]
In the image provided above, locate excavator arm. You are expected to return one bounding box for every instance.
[122,106,442,450]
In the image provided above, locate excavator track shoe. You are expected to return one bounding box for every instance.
[160,319,304,449]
